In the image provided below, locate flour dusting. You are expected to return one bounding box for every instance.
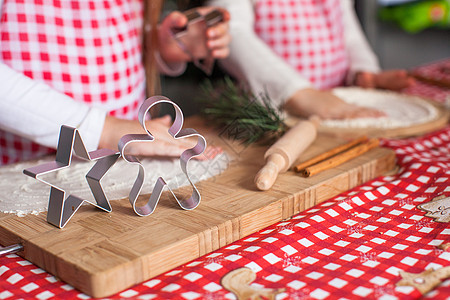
[0,153,230,216]
[322,88,438,128]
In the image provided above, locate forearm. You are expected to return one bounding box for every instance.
[0,63,106,150]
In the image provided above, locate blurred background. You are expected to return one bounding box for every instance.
[355,0,450,68]
[161,0,450,116]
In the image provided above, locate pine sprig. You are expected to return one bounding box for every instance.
[197,77,287,144]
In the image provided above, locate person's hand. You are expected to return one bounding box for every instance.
[99,115,221,160]
[284,88,385,120]
[157,11,191,63]
[196,7,231,59]
[157,7,230,64]
[355,70,415,91]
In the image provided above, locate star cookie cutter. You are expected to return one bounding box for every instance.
[118,95,206,216]
[23,126,120,228]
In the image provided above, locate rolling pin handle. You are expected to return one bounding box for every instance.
[0,244,23,256]
[255,152,286,191]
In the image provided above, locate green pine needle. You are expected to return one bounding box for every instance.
[196,77,287,145]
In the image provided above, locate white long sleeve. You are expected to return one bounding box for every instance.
[0,0,191,161]
[0,63,106,150]
[0,58,186,152]
[208,0,381,105]
[342,0,381,83]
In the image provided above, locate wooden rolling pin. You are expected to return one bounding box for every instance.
[255,117,320,190]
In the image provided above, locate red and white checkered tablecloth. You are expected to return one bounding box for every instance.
[1,62,450,299]
[403,58,450,104]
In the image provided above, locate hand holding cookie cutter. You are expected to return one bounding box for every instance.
[118,95,207,216]
[23,126,120,228]
[173,9,224,75]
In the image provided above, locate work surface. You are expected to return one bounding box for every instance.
[1,59,449,299]
[0,120,396,298]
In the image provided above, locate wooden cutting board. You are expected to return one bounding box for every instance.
[319,94,449,139]
[285,90,449,139]
[0,118,396,297]
[317,106,449,139]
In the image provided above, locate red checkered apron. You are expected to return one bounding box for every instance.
[254,0,349,90]
[0,0,145,165]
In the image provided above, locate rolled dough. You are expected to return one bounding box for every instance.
[0,153,230,216]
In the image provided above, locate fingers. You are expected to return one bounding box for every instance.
[158,7,231,63]
[345,107,386,119]
[102,116,221,160]
[128,140,186,157]
[154,142,188,157]
[207,22,231,59]
[355,72,376,89]
[198,7,231,59]
[375,69,416,91]
[143,120,211,158]
[326,105,385,120]
[128,137,222,161]
[355,70,416,91]
[153,115,173,126]
[162,11,188,32]
[388,70,416,89]
[157,12,192,63]
[199,145,223,161]
[287,89,387,120]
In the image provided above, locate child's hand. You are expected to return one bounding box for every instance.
[157,11,192,64]
[355,70,415,91]
[100,115,221,160]
[197,7,231,59]
[157,8,230,64]
[284,88,385,120]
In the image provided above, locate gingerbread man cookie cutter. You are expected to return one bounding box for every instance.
[118,95,206,216]
[23,126,120,228]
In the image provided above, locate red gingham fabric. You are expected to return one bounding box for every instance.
[403,58,450,104]
[0,0,145,165]
[1,63,450,298]
[253,0,349,90]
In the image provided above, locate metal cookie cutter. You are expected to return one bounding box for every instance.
[23,126,120,228]
[173,9,224,75]
[118,95,206,216]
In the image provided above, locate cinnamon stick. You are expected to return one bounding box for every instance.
[293,136,368,172]
[301,138,380,177]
